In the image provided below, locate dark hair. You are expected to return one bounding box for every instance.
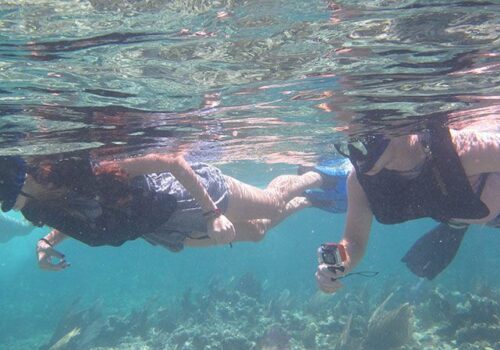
[0,156,27,212]
[19,154,177,246]
[27,155,132,207]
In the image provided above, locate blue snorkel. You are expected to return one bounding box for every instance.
[0,156,27,212]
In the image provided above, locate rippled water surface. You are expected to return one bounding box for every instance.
[1,0,498,161]
[1,2,500,350]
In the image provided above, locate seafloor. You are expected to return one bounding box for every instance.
[30,273,500,350]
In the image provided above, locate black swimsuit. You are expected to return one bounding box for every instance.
[351,126,490,225]
[21,159,177,247]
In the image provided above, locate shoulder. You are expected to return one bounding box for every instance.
[451,127,499,149]
[450,128,500,175]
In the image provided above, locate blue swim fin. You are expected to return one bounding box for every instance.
[299,158,352,190]
[315,158,352,176]
[303,158,350,213]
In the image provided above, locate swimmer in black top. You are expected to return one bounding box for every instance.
[0,152,328,271]
[310,124,500,293]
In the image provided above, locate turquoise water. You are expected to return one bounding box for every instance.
[0,1,499,349]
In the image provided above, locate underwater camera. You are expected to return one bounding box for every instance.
[318,243,347,274]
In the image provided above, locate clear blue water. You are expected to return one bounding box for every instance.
[0,1,499,349]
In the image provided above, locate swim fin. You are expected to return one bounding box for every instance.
[299,158,350,213]
[401,223,469,280]
[298,158,352,190]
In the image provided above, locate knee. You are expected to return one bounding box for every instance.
[266,189,287,209]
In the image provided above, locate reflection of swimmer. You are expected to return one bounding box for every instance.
[0,153,329,271]
[310,123,499,293]
[0,212,34,243]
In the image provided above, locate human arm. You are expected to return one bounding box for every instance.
[36,229,71,271]
[316,171,373,293]
[101,154,235,244]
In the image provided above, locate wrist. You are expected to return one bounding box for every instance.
[39,238,53,247]
[342,242,359,271]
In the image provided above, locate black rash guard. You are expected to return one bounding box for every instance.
[21,159,177,247]
[352,126,490,225]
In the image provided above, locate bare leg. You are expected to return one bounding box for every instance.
[223,172,321,222]
[270,196,311,227]
[230,196,311,242]
[185,196,311,246]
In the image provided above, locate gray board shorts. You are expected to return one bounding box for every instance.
[142,163,229,252]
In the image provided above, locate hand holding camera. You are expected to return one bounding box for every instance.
[317,243,347,278]
[315,242,347,293]
[316,242,378,293]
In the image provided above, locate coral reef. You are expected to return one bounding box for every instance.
[364,293,413,349]
[236,272,263,301]
[335,313,359,350]
[416,286,500,350]
[40,298,107,350]
[39,278,500,350]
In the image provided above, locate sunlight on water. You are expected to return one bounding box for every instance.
[0,0,498,161]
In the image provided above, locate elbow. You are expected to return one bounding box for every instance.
[168,155,190,176]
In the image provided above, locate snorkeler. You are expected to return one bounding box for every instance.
[310,123,499,293]
[0,153,329,271]
[0,211,34,243]
[304,157,472,280]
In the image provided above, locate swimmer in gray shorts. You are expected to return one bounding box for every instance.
[143,162,323,252]
[20,154,327,270]
[142,163,232,252]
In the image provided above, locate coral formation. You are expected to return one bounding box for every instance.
[38,278,500,350]
[364,292,413,349]
[236,272,263,300]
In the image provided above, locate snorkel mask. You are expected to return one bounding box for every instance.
[334,134,390,174]
[0,156,27,212]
